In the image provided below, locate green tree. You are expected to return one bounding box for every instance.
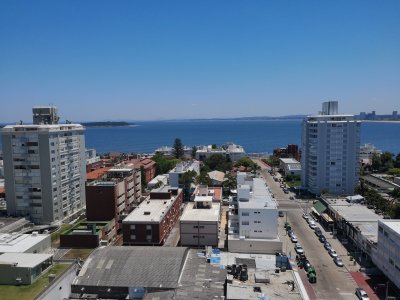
[381,152,394,171]
[390,187,400,200]
[204,154,232,172]
[191,146,197,158]
[172,138,184,159]
[196,172,212,186]
[223,173,237,190]
[152,152,181,175]
[388,168,400,176]
[235,157,256,169]
[371,154,382,172]
[394,153,400,168]
[180,170,197,201]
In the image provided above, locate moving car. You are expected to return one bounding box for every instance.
[355,288,370,300]
[319,235,326,243]
[333,256,344,267]
[295,243,304,254]
[329,249,338,258]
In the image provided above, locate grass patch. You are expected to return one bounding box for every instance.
[287,180,301,188]
[0,263,70,300]
[62,248,93,260]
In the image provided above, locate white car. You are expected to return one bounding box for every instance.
[329,249,338,258]
[309,221,316,229]
[291,235,298,243]
[295,243,304,254]
[302,213,309,220]
[355,288,370,300]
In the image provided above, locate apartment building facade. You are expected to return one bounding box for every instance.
[2,108,86,224]
[301,101,360,195]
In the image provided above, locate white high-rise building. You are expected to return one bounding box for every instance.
[301,101,360,195]
[1,107,86,224]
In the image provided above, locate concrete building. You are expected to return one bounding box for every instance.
[0,252,53,285]
[122,187,182,246]
[86,167,141,229]
[180,192,220,247]
[168,160,200,188]
[123,158,156,184]
[195,143,246,162]
[207,170,226,186]
[60,220,116,248]
[1,107,86,224]
[279,158,301,176]
[85,148,103,172]
[301,101,360,195]
[147,174,168,190]
[373,220,400,289]
[359,143,382,160]
[70,246,225,300]
[0,232,51,254]
[228,173,281,254]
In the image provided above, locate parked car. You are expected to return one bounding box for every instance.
[355,288,370,300]
[328,249,338,258]
[302,259,312,271]
[295,243,304,254]
[278,211,284,217]
[291,235,298,243]
[324,241,332,251]
[309,221,317,229]
[289,196,294,200]
[319,235,326,243]
[333,256,344,267]
[284,190,289,194]
[314,227,322,236]
[302,213,309,220]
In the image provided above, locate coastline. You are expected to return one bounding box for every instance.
[361,120,400,123]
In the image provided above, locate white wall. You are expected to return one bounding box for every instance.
[238,207,278,239]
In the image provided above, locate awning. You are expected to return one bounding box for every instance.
[311,207,320,216]
[313,200,327,214]
[321,213,334,223]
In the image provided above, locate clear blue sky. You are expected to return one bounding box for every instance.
[1,1,399,122]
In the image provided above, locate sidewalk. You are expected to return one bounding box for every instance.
[350,272,379,300]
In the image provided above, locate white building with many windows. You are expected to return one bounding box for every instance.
[1,107,86,224]
[228,172,281,253]
[372,220,400,289]
[301,101,360,195]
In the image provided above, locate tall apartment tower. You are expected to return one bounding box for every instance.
[1,107,86,224]
[301,101,360,195]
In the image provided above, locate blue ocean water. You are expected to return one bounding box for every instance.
[1,120,399,154]
[83,120,400,154]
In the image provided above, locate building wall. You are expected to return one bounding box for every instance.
[60,234,99,248]
[2,125,86,224]
[122,190,182,245]
[238,207,278,239]
[180,221,218,246]
[372,221,400,289]
[228,238,282,254]
[0,259,53,285]
[301,115,360,195]
[86,185,117,221]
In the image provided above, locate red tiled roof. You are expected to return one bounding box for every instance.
[0,187,5,194]
[211,187,223,201]
[86,167,111,180]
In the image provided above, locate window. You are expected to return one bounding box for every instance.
[241,221,249,225]
[146,225,152,230]
[254,221,261,224]
[242,212,249,216]
[130,225,136,230]
[131,235,136,240]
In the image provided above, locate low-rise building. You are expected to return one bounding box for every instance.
[228,173,281,254]
[147,174,169,190]
[195,143,245,162]
[123,158,156,183]
[122,187,182,246]
[180,194,220,247]
[0,232,51,254]
[279,158,301,176]
[0,253,53,285]
[86,167,141,229]
[372,220,400,289]
[359,143,382,160]
[60,220,116,248]
[169,160,200,188]
[361,174,400,193]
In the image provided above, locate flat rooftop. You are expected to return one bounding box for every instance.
[73,246,188,289]
[239,178,277,209]
[381,220,400,234]
[326,199,382,222]
[279,158,300,164]
[0,233,49,253]
[123,197,178,223]
[0,252,52,268]
[180,203,220,222]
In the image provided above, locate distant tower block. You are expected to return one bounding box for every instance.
[321,101,338,115]
[32,106,60,125]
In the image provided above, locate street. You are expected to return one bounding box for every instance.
[255,159,359,300]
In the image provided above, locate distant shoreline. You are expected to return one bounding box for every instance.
[361,120,400,123]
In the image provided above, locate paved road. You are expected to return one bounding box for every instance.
[255,159,358,300]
